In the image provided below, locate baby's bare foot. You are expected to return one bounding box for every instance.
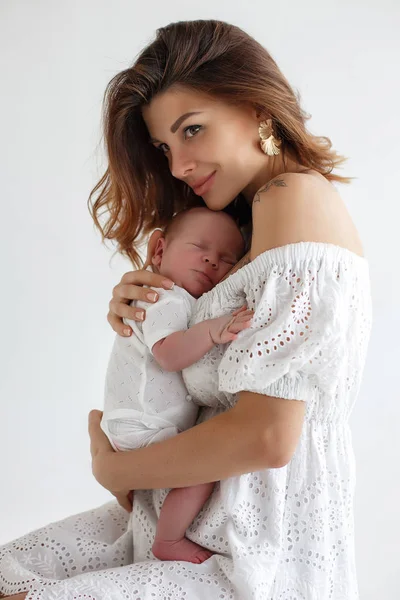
[152,537,215,564]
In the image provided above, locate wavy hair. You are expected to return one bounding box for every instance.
[88,19,351,268]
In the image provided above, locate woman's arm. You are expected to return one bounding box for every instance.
[90,389,305,493]
[89,391,288,493]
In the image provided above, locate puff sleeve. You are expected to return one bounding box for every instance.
[218,245,350,402]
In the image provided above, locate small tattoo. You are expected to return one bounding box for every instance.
[253,178,288,203]
[220,253,251,282]
[235,255,251,270]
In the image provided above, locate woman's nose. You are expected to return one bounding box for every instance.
[170,150,196,180]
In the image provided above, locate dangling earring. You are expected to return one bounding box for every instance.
[258,119,281,156]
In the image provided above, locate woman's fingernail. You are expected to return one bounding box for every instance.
[137,311,145,320]
[162,280,174,289]
[146,292,158,302]
[123,328,132,336]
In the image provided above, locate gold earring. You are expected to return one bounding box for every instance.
[258,119,281,156]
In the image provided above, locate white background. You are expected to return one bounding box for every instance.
[1,1,399,597]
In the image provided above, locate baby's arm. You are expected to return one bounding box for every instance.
[152,307,253,372]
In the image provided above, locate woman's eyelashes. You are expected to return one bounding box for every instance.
[185,124,202,139]
[156,125,202,154]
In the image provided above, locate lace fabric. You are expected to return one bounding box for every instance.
[0,243,372,599]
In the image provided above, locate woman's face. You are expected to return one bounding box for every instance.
[142,86,270,207]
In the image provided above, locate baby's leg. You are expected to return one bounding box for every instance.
[152,481,216,564]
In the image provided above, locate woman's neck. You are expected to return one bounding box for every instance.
[242,151,310,204]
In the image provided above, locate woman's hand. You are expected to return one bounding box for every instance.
[88,410,134,513]
[108,229,175,337]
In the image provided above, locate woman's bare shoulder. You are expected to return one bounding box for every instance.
[251,171,364,258]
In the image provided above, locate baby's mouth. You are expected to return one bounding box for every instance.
[194,270,212,285]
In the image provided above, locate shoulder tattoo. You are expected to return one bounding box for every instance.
[220,253,251,282]
[253,178,288,203]
[234,254,251,271]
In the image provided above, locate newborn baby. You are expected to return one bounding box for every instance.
[101,206,254,564]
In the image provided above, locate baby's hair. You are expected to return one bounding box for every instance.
[161,207,201,241]
[162,206,246,256]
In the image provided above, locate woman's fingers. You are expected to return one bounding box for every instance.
[113,491,133,513]
[112,275,174,309]
[108,268,175,335]
[88,410,109,459]
[88,409,103,428]
[119,269,174,290]
[109,297,145,321]
[107,311,133,337]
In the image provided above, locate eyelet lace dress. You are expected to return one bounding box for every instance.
[0,242,372,600]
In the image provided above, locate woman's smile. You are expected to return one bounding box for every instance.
[191,171,217,195]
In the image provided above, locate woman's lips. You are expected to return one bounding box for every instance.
[192,171,216,195]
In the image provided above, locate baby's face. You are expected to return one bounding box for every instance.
[156,209,244,298]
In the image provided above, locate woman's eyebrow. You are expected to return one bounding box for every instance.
[171,112,203,133]
[149,112,203,143]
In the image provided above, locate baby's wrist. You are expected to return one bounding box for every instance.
[208,317,222,345]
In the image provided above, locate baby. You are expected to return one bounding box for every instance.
[101,206,254,564]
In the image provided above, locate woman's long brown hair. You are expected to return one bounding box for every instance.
[88,20,351,268]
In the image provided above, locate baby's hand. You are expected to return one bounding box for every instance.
[209,305,254,345]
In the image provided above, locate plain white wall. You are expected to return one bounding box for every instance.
[1,0,399,597]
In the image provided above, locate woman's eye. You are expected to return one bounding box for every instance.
[184,124,201,139]
[157,143,169,154]
[156,125,202,154]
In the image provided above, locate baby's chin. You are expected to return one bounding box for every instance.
[186,283,210,299]
[184,278,213,299]
[166,272,207,296]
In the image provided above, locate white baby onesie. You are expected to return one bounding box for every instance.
[101,271,199,451]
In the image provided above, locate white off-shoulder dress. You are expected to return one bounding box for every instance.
[0,243,372,600]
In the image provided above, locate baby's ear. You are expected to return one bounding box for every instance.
[144,229,164,268]
[150,234,166,267]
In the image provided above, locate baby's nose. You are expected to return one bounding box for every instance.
[204,256,218,268]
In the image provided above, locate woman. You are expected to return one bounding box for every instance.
[0,19,372,600]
